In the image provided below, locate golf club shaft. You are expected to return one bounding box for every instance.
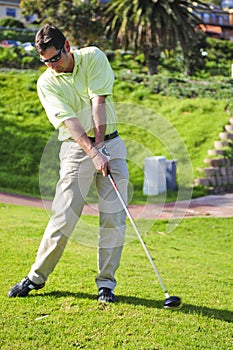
[107,171,170,298]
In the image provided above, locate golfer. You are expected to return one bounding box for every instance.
[8,24,128,303]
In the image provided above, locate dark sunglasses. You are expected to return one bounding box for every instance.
[40,47,65,63]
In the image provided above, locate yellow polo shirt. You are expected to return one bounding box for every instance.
[37,46,117,141]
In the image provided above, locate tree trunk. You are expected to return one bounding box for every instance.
[147,52,160,75]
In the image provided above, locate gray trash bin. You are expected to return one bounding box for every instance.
[166,160,177,191]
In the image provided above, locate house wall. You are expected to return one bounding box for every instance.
[0,0,22,21]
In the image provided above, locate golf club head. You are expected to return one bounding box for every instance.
[163,296,182,310]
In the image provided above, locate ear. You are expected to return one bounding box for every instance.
[64,40,71,53]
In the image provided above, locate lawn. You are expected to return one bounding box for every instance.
[0,69,232,200]
[0,203,232,349]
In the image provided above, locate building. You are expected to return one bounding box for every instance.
[0,0,21,21]
[192,1,233,40]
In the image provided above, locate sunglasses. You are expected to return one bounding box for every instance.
[40,47,65,63]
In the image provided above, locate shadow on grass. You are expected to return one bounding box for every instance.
[34,290,232,323]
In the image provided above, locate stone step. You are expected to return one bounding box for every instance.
[229,117,233,125]
[214,140,230,149]
[227,165,233,174]
[195,175,233,188]
[216,176,228,185]
[194,178,210,187]
[225,124,233,132]
[204,158,225,167]
[219,132,233,141]
[199,165,233,176]
[197,167,217,176]
[227,175,233,184]
[208,149,224,156]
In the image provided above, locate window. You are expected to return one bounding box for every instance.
[6,8,16,18]
[203,13,210,22]
[219,16,223,25]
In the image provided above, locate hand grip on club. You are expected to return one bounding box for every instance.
[107,169,169,297]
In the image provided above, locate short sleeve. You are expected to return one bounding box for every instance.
[86,47,114,99]
[37,76,77,129]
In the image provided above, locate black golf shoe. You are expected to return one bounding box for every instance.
[8,276,45,297]
[98,287,115,303]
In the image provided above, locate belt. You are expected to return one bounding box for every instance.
[88,130,118,142]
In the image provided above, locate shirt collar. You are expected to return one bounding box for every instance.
[48,50,81,77]
[72,50,81,75]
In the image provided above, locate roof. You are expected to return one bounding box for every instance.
[200,24,222,34]
[0,0,20,5]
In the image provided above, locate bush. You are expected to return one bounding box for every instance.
[0,46,40,69]
[0,27,36,43]
[0,46,18,67]
[114,71,233,100]
[0,18,25,28]
[21,55,38,69]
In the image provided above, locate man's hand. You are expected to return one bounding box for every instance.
[91,152,111,177]
[87,146,110,177]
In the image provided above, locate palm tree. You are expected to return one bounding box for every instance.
[104,0,209,75]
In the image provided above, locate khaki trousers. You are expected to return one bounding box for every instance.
[28,136,128,291]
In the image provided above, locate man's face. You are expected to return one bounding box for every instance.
[39,42,73,73]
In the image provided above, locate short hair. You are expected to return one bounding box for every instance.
[35,24,66,54]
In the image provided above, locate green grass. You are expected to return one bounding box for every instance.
[0,203,232,349]
[0,69,232,201]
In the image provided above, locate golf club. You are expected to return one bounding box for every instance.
[107,169,182,310]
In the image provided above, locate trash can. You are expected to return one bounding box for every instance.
[143,156,166,195]
[166,160,177,191]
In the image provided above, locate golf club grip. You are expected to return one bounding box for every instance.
[107,170,169,295]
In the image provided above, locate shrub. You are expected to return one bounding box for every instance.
[0,28,36,43]
[0,46,18,67]
[0,46,40,69]
[0,18,25,28]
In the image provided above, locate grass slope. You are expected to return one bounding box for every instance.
[0,203,232,349]
[0,69,231,201]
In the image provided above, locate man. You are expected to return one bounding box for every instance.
[8,24,128,303]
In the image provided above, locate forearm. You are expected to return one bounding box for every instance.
[91,96,107,145]
[63,117,96,156]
